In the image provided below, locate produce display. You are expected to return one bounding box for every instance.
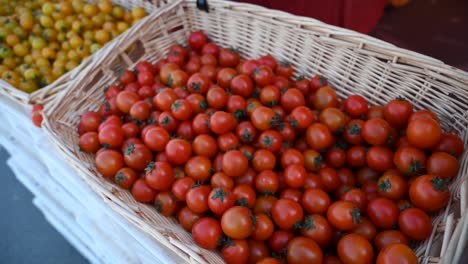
[0,0,147,93]
[75,31,465,263]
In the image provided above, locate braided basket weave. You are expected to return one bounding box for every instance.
[43,0,468,263]
[0,0,168,106]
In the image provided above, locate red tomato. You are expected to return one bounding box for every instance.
[171,177,195,202]
[219,48,240,67]
[398,207,432,241]
[187,73,211,94]
[79,132,100,153]
[367,197,399,229]
[409,174,450,213]
[223,150,249,177]
[188,31,208,50]
[233,184,257,208]
[255,170,279,194]
[210,111,236,134]
[374,230,409,251]
[192,217,223,249]
[222,239,250,264]
[352,217,377,241]
[376,243,418,264]
[217,68,238,88]
[337,234,374,264]
[306,123,335,150]
[206,86,228,110]
[432,132,465,158]
[123,143,153,171]
[384,98,413,128]
[302,188,331,215]
[272,199,304,230]
[208,187,236,216]
[313,86,338,110]
[327,201,361,231]
[114,167,138,189]
[407,118,441,149]
[154,191,180,216]
[192,134,218,158]
[281,88,305,113]
[284,164,307,189]
[289,106,314,129]
[165,138,192,165]
[221,206,254,240]
[362,118,391,146]
[186,185,212,214]
[427,152,460,179]
[132,178,157,203]
[287,237,323,264]
[230,74,254,98]
[145,161,174,191]
[345,95,369,118]
[95,149,124,178]
[253,65,274,86]
[178,206,203,232]
[185,156,212,182]
[342,188,367,212]
[366,146,394,172]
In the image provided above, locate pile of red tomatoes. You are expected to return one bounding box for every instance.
[77,31,465,264]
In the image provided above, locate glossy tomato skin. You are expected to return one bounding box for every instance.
[185,155,212,182]
[306,123,335,151]
[345,95,369,118]
[302,188,331,215]
[186,185,212,214]
[367,197,399,229]
[409,174,450,213]
[98,124,124,149]
[327,201,361,231]
[219,48,240,67]
[427,152,459,179]
[123,143,153,171]
[178,206,203,232]
[217,68,238,88]
[377,171,408,201]
[192,217,223,250]
[221,239,250,264]
[145,161,175,191]
[393,146,427,176]
[281,88,305,113]
[221,206,254,239]
[132,178,157,203]
[376,243,418,264]
[247,240,271,264]
[188,31,208,50]
[337,234,374,264]
[233,184,257,208]
[343,119,365,145]
[374,230,409,251]
[230,74,254,98]
[165,138,192,166]
[210,111,236,134]
[208,187,236,216]
[272,199,304,230]
[287,237,323,264]
[114,167,138,189]
[398,207,432,240]
[192,134,218,158]
[172,177,195,202]
[95,149,124,178]
[258,130,283,153]
[79,132,100,153]
[352,217,377,241]
[342,188,367,212]
[384,99,413,128]
[362,118,391,146]
[407,118,442,149]
[223,150,249,177]
[301,214,333,247]
[366,146,394,172]
[313,86,338,110]
[154,191,180,216]
[432,132,465,158]
[284,164,307,189]
[143,126,170,152]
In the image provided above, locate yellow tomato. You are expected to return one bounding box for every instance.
[42,3,55,16]
[112,6,125,19]
[116,21,129,33]
[51,66,66,79]
[5,34,20,46]
[72,0,85,13]
[23,55,34,64]
[40,15,54,28]
[42,47,56,60]
[31,37,47,50]
[42,28,58,41]
[76,45,90,58]
[65,60,79,71]
[98,0,113,14]
[90,43,102,53]
[58,1,74,16]
[69,35,84,49]
[131,7,147,21]
[103,21,116,31]
[2,71,20,87]
[72,21,84,34]
[2,57,17,69]
[83,3,98,17]
[54,20,69,33]
[24,68,40,80]
[67,49,80,61]
[94,29,111,45]
[19,78,39,93]
[13,43,29,57]
[36,57,51,68]
[19,13,34,30]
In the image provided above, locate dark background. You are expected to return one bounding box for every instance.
[0,0,466,263]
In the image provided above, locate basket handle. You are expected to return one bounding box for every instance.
[197,0,209,12]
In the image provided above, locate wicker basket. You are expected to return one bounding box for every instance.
[0,0,169,106]
[43,0,468,263]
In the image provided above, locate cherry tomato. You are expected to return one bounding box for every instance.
[251,106,280,131]
[188,31,208,50]
[95,149,124,178]
[367,197,399,229]
[221,206,254,239]
[337,234,374,264]
[342,188,367,212]
[123,143,153,171]
[210,111,237,134]
[186,185,212,214]
[398,207,432,241]
[272,199,304,230]
[145,161,174,191]
[362,118,391,146]
[165,138,192,165]
[114,167,138,189]
[377,171,408,200]
[313,86,338,110]
[327,201,361,231]
[384,98,413,128]
[374,230,409,251]
[409,174,450,213]
[222,239,250,264]
[376,243,418,264]
[132,178,157,203]
[432,132,465,158]
[79,132,100,153]
[306,123,335,150]
[366,146,394,172]
[178,206,203,232]
[192,217,223,249]
[345,95,369,118]
[287,237,323,264]
[427,152,459,179]
[407,118,441,149]
[302,188,331,215]
[219,48,240,67]
[172,177,195,202]
[223,150,249,177]
[281,88,305,113]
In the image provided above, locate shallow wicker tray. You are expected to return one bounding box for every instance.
[43,0,468,263]
[0,0,168,106]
